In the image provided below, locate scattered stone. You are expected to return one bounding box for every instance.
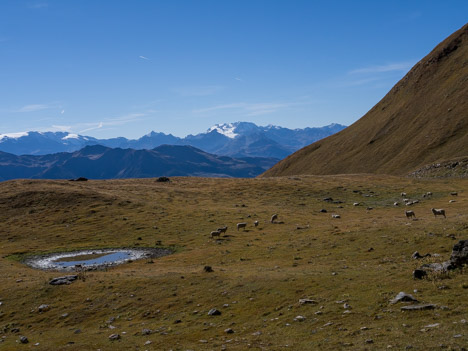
[11,328,20,333]
[450,239,468,267]
[412,251,431,259]
[203,265,213,273]
[323,197,333,202]
[156,176,170,182]
[343,303,351,309]
[109,334,120,341]
[207,308,221,316]
[49,275,78,285]
[61,313,69,318]
[19,336,28,344]
[319,209,327,213]
[251,331,262,336]
[224,328,234,334]
[37,304,50,312]
[401,304,436,311]
[299,298,317,305]
[144,340,152,345]
[413,269,427,279]
[391,292,418,304]
[69,177,88,182]
[365,339,374,344]
[174,319,182,324]
[424,323,440,328]
[367,247,374,252]
[142,329,151,335]
[294,315,306,322]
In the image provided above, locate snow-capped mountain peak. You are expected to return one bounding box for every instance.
[207,123,238,139]
[0,131,29,141]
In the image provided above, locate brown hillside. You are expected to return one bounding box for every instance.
[262,23,468,177]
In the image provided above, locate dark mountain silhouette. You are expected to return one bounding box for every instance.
[0,145,278,181]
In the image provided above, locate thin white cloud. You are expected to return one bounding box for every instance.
[234,77,243,81]
[16,104,51,112]
[28,2,49,9]
[194,101,304,117]
[139,55,150,60]
[61,109,65,114]
[78,113,146,134]
[172,85,224,97]
[349,62,414,75]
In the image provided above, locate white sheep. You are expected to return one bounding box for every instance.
[211,230,221,238]
[353,202,360,206]
[254,220,259,227]
[431,208,446,218]
[237,222,247,231]
[270,214,278,223]
[332,214,341,219]
[405,210,416,218]
[401,192,407,197]
[394,201,400,206]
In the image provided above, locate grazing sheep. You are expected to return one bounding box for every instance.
[254,220,259,227]
[403,198,410,203]
[405,210,416,219]
[211,230,221,238]
[217,226,228,234]
[270,214,278,223]
[401,192,407,197]
[450,192,458,196]
[237,222,247,231]
[394,202,400,206]
[332,214,341,219]
[431,208,446,218]
[353,202,360,206]
[426,192,432,196]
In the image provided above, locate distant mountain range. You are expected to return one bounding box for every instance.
[0,122,346,159]
[0,144,279,180]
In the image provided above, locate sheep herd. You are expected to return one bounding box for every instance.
[208,190,453,238]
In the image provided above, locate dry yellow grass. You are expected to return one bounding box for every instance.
[0,175,467,350]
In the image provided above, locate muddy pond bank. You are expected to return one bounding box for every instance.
[23,247,173,271]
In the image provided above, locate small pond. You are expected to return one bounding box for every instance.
[24,248,172,271]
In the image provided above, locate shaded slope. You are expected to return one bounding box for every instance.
[263,23,468,177]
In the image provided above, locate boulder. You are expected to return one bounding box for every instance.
[450,240,468,267]
[391,292,418,304]
[207,308,221,316]
[49,275,78,285]
[400,304,436,311]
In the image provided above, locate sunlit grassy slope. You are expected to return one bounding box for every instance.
[0,176,467,350]
[263,23,468,177]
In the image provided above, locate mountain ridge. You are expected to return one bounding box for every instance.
[0,122,346,159]
[262,23,468,177]
[0,144,279,181]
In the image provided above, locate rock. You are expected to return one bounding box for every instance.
[450,240,468,267]
[319,209,327,213]
[69,177,88,182]
[400,304,436,311]
[207,308,221,316]
[19,336,28,344]
[413,269,427,279]
[299,298,317,305]
[294,315,306,322]
[323,197,333,202]
[11,328,20,333]
[412,251,431,259]
[224,328,234,334]
[421,261,453,272]
[391,292,418,304]
[156,176,170,182]
[365,339,374,344]
[203,266,213,273]
[49,275,78,285]
[141,329,151,335]
[37,304,50,312]
[343,303,351,309]
[109,334,120,341]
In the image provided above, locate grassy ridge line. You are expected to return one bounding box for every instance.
[0,176,466,350]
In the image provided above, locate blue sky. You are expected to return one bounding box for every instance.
[0,1,467,139]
